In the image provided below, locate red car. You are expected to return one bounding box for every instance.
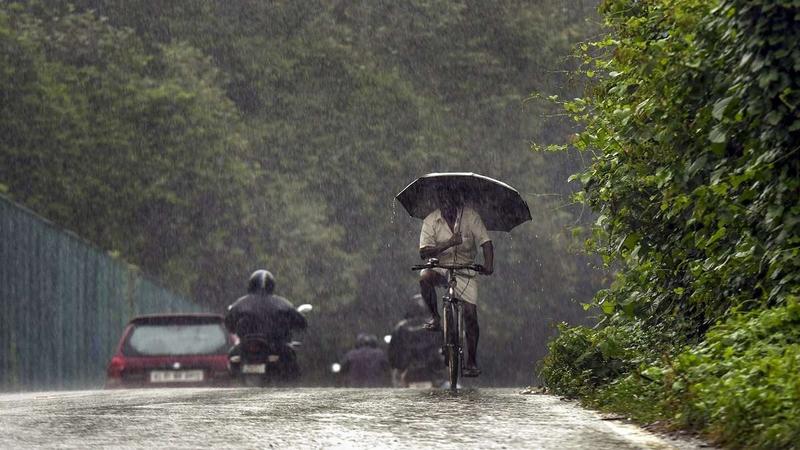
[105,313,236,388]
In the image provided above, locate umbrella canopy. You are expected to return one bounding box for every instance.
[395,172,532,232]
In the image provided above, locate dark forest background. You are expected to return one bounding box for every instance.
[0,0,602,385]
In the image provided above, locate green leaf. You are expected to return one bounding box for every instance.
[765,110,783,126]
[707,226,727,246]
[709,125,727,144]
[619,233,640,251]
[688,154,708,176]
[712,96,734,120]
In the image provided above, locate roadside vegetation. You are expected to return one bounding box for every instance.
[538,0,800,447]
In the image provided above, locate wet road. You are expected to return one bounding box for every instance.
[0,388,700,449]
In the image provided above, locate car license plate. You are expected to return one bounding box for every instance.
[242,363,266,374]
[150,370,204,383]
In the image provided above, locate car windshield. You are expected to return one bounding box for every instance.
[125,323,228,356]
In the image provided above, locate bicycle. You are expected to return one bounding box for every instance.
[411,258,483,392]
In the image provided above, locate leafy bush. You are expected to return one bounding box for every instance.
[539,0,800,444]
[539,324,599,397]
[539,319,670,397]
[542,302,800,448]
[589,373,668,425]
[557,0,800,329]
[538,317,679,427]
[670,300,800,448]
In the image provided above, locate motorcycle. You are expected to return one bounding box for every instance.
[386,330,446,389]
[228,303,312,387]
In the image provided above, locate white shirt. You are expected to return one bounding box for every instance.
[419,205,491,266]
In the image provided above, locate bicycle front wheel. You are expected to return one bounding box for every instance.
[443,304,459,391]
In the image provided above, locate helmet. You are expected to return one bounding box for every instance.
[404,294,428,319]
[356,333,378,348]
[247,269,275,295]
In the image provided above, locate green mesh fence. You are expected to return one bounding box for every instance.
[0,196,203,391]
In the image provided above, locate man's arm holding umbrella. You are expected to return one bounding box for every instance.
[419,215,463,260]
[419,211,495,275]
[419,236,463,260]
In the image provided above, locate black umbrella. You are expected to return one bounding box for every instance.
[395,172,532,232]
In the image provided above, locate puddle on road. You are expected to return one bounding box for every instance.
[0,388,694,449]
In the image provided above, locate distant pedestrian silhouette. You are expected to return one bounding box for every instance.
[340,333,390,388]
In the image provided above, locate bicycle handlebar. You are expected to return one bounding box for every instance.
[411,261,484,272]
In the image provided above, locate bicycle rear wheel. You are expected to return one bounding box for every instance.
[443,303,459,391]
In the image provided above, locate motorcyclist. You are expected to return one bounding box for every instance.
[388,294,444,387]
[340,333,391,388]
[224,269,307,379]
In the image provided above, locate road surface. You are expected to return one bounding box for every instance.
[0,388,703,449]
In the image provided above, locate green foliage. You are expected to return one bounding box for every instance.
[539,320,670,397]
[539,324,598,397]
[541,303,800,447]
[561,0,800,330]
[0,4,258,301]
[670,300,800,448]
[539,0,800,445]
[588,372,668,425]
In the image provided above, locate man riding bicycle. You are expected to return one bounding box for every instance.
[418,187,493,377]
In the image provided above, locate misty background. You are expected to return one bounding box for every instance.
[0,0,604,387]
